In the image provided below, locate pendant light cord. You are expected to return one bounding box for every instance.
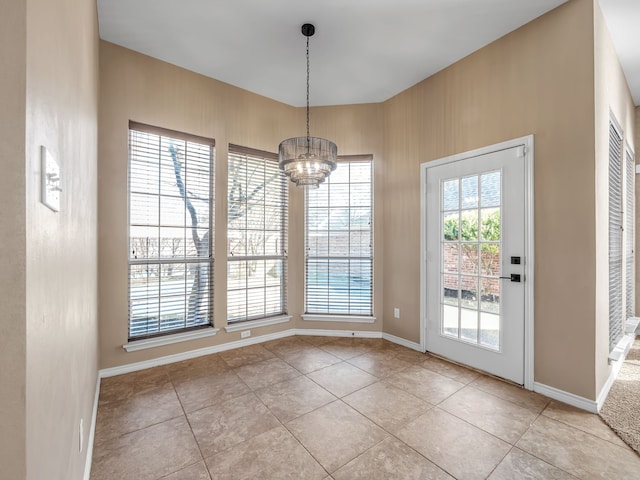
[306,35,311,153]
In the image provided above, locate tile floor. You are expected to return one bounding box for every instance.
[90,336,640,479]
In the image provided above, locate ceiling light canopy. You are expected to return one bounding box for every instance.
[279,23,337,189]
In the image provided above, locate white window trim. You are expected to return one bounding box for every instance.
[224,315,292,332]
[301,314,376,323]
[123,327,220,352]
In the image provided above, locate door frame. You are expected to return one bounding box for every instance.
[420,135,535,390]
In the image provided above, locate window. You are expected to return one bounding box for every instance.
[305,156,373,316]
[227,145,288,323]
[625,147,635,320]
[128,122,214,339]
[609,118,623,351]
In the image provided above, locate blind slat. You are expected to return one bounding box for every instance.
[609,121,624,351]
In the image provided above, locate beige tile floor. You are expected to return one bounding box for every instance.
[90,336,640,479]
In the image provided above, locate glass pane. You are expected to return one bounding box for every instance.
[461,176,478,209]
[460,210,478,241]
[460,276,478,310]
[351,183,371,207]
[481,277,500,314]
[329,184,349,207]
[159,227,185,258]
[159,195,187,227]
[460,308,478,342]
[130,226,158,259]
[481,171,501,207]
[443,243,459,273]
[329,164,350,184]
[442,179,459,211]
[460,244,479,275]
[227,260,246,290]
[350,162,371,183]
[246,287,266,318]
[442,304,458,337]
[443,212,459,241]
[443,274,459,306]
[480,312,500,350]
[228,228,246,256]
[130,193,159,226]
[307,185,328,207]
[247,260,266,289]
[480,243,500,278]
[481,208,500,241]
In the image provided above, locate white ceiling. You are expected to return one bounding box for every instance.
[600,0,640,106]
[97,0,639,108]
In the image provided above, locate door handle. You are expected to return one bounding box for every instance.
[499,274,521,283]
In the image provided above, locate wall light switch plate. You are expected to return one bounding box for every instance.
[41,146,61,212]
[393,308,400,319]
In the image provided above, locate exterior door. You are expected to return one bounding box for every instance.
[425,146,526,384]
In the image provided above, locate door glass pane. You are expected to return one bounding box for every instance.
[440,170,501,351]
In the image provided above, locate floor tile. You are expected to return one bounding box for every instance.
[421,355,481,384]
[286,401,388,473]
[262,336,310,356]
[218,344,275,368]
[99,366,171,404]
[255,375,336,422]
[320,338,373,360]
[487,448,576,480]
[233,357,300,390]
[187,392,280,458]
[343,382,432,431]
[204,426,326,480]
[333,436,453,480]
[392,348,429,364]
[516,415,640,479]
[542,400,626,447]
[165,354,229,383]
[385,365,465,405]
[90,416,201,480]
[395,408,511,480]
[174,370,250,413]
[439,386,538,444]
[300,335,335,346]
[307,362,378,398]
[280,347,342,374]
[160,461,211,480]
[471,375,550,413]
[347,350,413,378]
[94,384,183,444]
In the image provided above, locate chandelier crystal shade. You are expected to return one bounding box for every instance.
[279,23,337,189]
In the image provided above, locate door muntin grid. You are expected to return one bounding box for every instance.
[441,170,502,351]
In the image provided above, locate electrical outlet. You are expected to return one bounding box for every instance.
[241,330,251,339]
[394,307,400,319]
[79,418,84,453]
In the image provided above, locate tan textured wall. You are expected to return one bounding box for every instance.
[0,1,27,477]
[24,0,100,478]
[98,43,384,369]
[382,0,599,398]
[594,1,637,399]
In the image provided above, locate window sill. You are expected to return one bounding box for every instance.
[301,314,376,323]
[225,315,291,332]
[123,327,220,352]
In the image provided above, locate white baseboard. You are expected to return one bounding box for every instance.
[294,328,382,339]
[533,382,598,413]
[100,329,296,378]
[382,332,423,352]
[83,375,101,480]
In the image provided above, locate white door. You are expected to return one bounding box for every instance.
[425,146,526,384]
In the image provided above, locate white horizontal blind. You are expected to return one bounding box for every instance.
[625,147,635,320]
[128,122,214,339]
[305,156,373,316]
[609,120,623,352]
[227,145,288,323]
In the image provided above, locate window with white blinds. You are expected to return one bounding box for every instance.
[128,122,214,340]
[227,145,288,323]
[609,119,624,352]
[625,147,635,320]
[305,156,373,316]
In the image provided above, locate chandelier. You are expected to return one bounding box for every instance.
[279,23,337,189]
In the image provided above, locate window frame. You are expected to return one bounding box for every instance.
[127,121,215,341]
[226,144,289,324]
[302,155,375,320]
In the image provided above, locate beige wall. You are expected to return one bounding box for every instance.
[0,0,27,477]
[23,0,100,478]
[98,43,385,369]
[593,1,637,398]
[382,0,600,399]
